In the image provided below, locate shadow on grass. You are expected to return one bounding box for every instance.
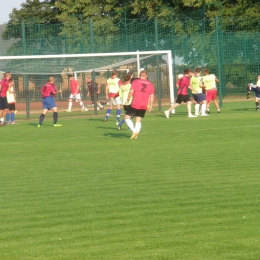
[103,132,129,138]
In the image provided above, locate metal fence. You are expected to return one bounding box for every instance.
[1,16,260,117]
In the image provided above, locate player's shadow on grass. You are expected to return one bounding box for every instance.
[86,118,106,122]
[154,112,187,118]
[231,108,255,111]
[103,132,129,138]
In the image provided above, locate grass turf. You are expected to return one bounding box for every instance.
[1,101,260,259]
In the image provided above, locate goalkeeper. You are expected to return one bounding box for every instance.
[247,75,260,111]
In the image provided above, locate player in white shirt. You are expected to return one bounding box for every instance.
[247,75,260,111]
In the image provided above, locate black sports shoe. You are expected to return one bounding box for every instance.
[217,110,221,113]
[103,118,108,122]
[117,125,121,130]
[0,122,6,126]
[246,93,251,99]
[206,110,210,114]
[256,107,259,111]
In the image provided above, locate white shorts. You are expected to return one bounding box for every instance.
[109,96,121,105]
[69,93,81,100]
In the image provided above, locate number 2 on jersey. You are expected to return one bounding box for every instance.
[141,84,146,92]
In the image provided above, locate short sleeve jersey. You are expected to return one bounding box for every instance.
[177,76,190,95]
[0,78,10,97]
[119,82,132,105]
[106,77,122,98]
[42,83,56,98]
[131,78,154,110]
[191,76,203,94]
[203,74,216,90]
[70,79,80,94]
[6,86,16,103]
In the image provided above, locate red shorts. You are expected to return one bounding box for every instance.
[206,89,218,102]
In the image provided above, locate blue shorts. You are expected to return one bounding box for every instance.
[251,87,260,98]
[42,96,57,110]
[193,93,206,103]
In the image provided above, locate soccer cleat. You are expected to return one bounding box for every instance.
[53,124,62,127]
[82,108,88,112]
[256,107,259,111]
[195,113,200,116]
[164,110,170,118]
[130,132,139,139]
[117,125,121,130]
[188,114,197,118]
[0,122,7,126]
[103,118,108,122]
[65,110,71,112]
[217,110,221,113]
[206,110,210,114]
[37,124,42,127]
[99,106,104,110]
[11,122,16,124]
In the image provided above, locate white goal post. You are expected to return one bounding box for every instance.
[0,50,175,106]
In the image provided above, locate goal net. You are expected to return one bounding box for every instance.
[0,50,174,117]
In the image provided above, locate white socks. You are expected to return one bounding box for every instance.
[195,104,200,115]
[135,122,141,133]
[201,103,206,115]
[80,101,85,109]
[68,101,72,110]
[125,119,135,133]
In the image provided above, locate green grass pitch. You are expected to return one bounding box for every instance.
[1,101,260,259]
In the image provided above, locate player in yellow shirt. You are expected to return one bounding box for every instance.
[191,68,208,116]
[117,74,133,130]
[104,70,122,122]
[247,75,260,111]
[201,68,220,113]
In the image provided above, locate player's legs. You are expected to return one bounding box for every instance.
[66,97,73,112]
[104,100,113,121]
[115,97,122,122]
[51,106,62,126]
[6,110,11,123]
[125,114,135,133]
[164,103,180,118]
[212,99,220,112]
[77,96,87,111]
[38,109,48,126]
[187,101,196,117]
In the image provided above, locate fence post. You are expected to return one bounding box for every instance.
[90,19,94,53]
[215,16,223,107]
[21,21,30,119]
[154,17,162,111]
[92,70,98,115]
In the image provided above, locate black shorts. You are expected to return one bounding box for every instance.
[176,94,190,104]
[123,105,131,112]
[125,105,146,118]
[0,96,9,110]
[8,103,16,110]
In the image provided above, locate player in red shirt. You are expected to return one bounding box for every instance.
[124,70,154,139]
[66,75,87,112]
[164,69,197,118]
[37,77,62,127]
[0,71,12,126]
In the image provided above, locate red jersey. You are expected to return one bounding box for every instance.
[41,83,57,98]
[131,78,154,110]
[0,78,10,97]
[70,79,80,94]
[177,76,190,95]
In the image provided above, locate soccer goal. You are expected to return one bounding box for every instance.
[0,50,174,118]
